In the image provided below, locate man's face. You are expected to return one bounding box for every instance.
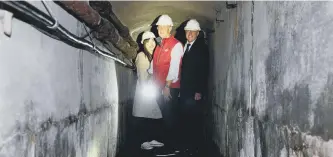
[157,25,172,38]
[185,30,199,43]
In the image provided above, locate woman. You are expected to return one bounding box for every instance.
[132,31,164,150]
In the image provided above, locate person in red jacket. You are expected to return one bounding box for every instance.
[148,14,184,154]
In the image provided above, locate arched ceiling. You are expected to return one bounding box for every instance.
[110,1,217,40]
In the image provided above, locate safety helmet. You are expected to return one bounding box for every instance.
[156,14,174,26]
[184,19,201,31]
[141,31,156,44]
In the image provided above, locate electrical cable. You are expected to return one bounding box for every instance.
[0,1,135,69]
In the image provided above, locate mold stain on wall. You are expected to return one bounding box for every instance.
[210,1,333,157]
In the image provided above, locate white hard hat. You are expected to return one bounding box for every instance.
[156,14,173,26]
[141,31,156,44]
[184,19,201,31]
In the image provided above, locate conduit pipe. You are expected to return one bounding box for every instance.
[54,1,138,59]
[0,1,135,69]
[88,1,138,49]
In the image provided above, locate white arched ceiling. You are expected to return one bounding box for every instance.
[110,1,217,40]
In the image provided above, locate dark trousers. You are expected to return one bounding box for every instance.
[179,93,204,151]
[156,88,180,147]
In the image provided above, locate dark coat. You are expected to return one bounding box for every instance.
[180,37,209,97]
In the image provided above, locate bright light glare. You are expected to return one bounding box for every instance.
[141,83,157,98]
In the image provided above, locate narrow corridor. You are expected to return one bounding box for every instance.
[0,1,333,157]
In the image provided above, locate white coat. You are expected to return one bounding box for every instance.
[132,52,162,119]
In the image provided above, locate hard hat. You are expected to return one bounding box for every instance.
[184,19,201,31]
[141,31,156,44]
[156,14,174,26]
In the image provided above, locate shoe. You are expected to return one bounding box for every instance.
[149,140,164,147]
[141,142,153,150]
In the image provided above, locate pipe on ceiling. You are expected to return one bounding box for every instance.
[0,1,135,69]
[54,1,138,60]
[88,1,138,50]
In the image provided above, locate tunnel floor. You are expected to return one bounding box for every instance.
[117,141,219,157]
[116,110,220,157]
[115,99,220,157]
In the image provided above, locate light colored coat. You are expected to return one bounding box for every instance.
[132,52,162,119]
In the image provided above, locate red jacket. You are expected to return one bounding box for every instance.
[153,36,182,89]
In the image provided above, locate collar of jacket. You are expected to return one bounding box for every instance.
[186,38,197,45]
[161,36,175,46]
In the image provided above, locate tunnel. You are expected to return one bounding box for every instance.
[0,1,333,157]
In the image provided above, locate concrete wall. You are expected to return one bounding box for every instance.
[210,2,333,157]
[0,1,134,157]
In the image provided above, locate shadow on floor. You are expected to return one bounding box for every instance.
[117,138,221,157]
[116,103,222,157]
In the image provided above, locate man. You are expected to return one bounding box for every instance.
[179,19,209,155]
[148,14,184,154]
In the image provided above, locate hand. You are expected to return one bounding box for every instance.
[163,87,172,100]
[194,93,202,100]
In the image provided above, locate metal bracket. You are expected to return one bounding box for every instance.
[215,19,225,24]
[226,1,237,9]
[214,5,224,27]
[41,0,59,30]
[0,9,13,37]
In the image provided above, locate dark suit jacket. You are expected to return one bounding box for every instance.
[180,37,209,97]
